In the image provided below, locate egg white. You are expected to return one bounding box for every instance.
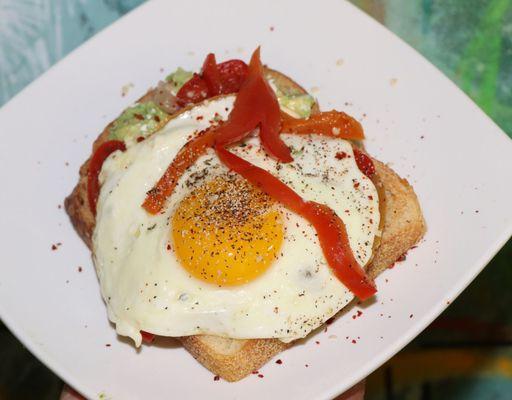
[93,97,380,346]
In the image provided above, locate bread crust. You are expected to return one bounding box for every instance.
[65,67,425,382]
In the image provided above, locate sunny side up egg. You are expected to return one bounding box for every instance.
[93,96,380,346]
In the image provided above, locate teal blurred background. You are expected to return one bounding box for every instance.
[0,1,511,399]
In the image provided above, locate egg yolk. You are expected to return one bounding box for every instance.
[171,175,284,286]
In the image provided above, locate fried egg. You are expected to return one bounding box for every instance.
[93,96,380,346]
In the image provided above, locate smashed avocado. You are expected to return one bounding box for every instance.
[268,77,315,118]
[166,67,193,92]
[109,101,168,142]
[277,93,315,118]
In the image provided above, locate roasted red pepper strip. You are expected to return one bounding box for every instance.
[141,331,155,343]
[215,47,291,162]
[217,145,305,212]
[201,53,222,96]
[142,129,217,214]
[215,145,376,300]
[87,140,126,216]
[353,148,375,177]
[281,110,364,140]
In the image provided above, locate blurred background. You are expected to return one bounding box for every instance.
[0,0,511,399]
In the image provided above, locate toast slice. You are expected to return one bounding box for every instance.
[65,66,425,382]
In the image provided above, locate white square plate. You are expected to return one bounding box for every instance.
[1,0,511,399]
